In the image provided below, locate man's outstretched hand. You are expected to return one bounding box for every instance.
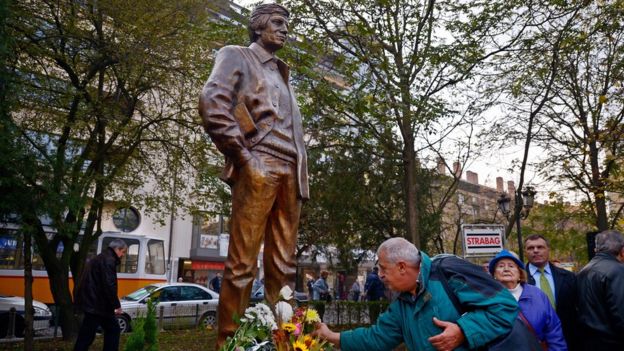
[428,317,465,351]
[311,322,341,347]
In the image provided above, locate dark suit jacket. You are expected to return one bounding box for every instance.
[199,43,309,199]
[528,262,579,351]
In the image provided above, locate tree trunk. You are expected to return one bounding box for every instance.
[595,195,609,231]
[48,267,78,340]
[30,225,79,340]
[403,137,420,246]
[24,230,33,351]
[589,141,609,231]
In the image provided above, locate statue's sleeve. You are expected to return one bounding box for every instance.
[199,46,253,167]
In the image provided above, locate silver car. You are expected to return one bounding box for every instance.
[118,283,218,333]
[0,295,53,338]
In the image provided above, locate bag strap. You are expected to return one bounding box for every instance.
[432,256,464,314]
[517,311,548,350]
[517,311,536,336]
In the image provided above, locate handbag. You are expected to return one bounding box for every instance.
[484,317,545,351]
[432,256,544,351]
[518,311,548,351]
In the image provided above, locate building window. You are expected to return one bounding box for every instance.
[112,207,140,232]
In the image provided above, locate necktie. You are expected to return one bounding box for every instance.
[539,267,555,308]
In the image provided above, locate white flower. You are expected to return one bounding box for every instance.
[240,303,276,329]
[279,285,294,300]
[275,301,293,322]
[249,303,277,330]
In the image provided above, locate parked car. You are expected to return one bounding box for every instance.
[249,286,309,304]
[118,283,218,333]
[0,295,53,338]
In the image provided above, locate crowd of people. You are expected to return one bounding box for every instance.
[71,226,623,351]
[311,230,624,351]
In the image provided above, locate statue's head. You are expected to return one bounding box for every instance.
[249,3,290,51]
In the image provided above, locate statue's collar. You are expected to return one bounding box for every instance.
[249,42,290,78]
[250,42,276,63]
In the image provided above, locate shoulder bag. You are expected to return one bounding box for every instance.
[432,256,544,351]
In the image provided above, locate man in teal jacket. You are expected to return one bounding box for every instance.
[313,237,518,350]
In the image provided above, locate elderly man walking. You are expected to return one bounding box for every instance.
[577,230,624,350]
[313,237,519,351]
[74,239,127,351]
[199,3,308,348]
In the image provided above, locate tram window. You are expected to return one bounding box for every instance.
[0,229,53,270]
[0,231,19,269]
[75,235,99,262]
[145,239,165,275]
[101,237,139,274]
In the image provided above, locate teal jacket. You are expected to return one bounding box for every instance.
[340,253,519,351]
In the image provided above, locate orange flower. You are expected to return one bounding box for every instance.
[273,328,287,344]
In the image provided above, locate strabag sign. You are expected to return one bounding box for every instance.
[461,224,505,257]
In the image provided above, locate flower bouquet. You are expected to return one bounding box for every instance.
[221,286,332,351]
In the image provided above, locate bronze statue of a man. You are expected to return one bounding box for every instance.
[198,3,308,348]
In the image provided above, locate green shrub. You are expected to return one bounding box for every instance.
[124,319,146,351]
[124,298,159,351]
[144,298,158,348]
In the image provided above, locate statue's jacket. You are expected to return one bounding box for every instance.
[199,42,309,199]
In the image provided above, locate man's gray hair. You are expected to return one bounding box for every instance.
[248,3,289,43]
[377,237,421,267]
[595,230,624,256]
[108,239,128,251]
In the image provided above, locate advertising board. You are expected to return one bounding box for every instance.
[462,224,505,257]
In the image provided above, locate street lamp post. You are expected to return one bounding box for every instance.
[497,187,536,262]
[497,193,511,218]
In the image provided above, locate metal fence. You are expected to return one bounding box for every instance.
[147,304,216,331]
[0,306,60,342]
[311,301,390,327]
[0,301,389,342]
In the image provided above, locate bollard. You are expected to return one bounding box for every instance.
[53,305,59,338]
[7,307,17,339]
[158,305,164,331]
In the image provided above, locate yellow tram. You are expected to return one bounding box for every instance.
[0,230,167,304]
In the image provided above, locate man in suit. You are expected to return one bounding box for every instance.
[198,3,308,348]
[525,234,579,351]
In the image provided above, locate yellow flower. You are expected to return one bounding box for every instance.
[282,322,297,333]
[304,334,317,348]
[305,309,320,323]
[292,339,309,351]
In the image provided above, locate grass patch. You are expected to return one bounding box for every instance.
[0,328,217,351]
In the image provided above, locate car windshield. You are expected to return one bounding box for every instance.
[122,285,158,301]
